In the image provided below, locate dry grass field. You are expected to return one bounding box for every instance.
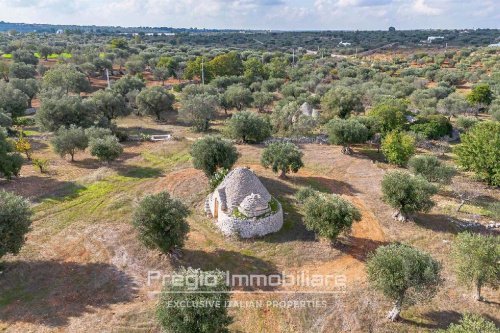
[0,109,498,332]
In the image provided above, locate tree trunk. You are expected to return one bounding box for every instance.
[279,170,287,179]
[392,210,408,222]
[70,153,75,162]
[387,296,403,321]
[474,281,482,301]
[457,200,465,212]
[28,98,32,108]
[341,146,353,155]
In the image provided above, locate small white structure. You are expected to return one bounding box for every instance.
[338,41,352,47]
[488,42,500,48]
[56,29,64,35]
[205,167,283,238]
[427,36,444,43]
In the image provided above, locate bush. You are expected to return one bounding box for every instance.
[381,170,437,221]
[225,111,271,143]
[89,135,123,163]
[455,116,478,132]
[190,136,239,177]
[0,190,32,258]
[454,121,500,186]
[302,193,361,241]
[409,115,453,139]
[452,232,499,301]
[320,86,364,121]
[261,142,304,178]
[51,125,89,161]
[366,243,441,321]
[132,191,190,254]
[368,99,408,134]
[157,267,232,333]
[0,128,23,179]
[437,313,500,333]
[326,118,369,154]
[32,158,49,173]
[408,155,455,184]
[381,131,415,166]
[209,168,229,191]
[295,186,319,202]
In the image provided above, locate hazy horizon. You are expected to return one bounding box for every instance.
[0,0,498,31]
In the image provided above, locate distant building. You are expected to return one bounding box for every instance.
[488,42,500,47]
[338,41,351,47]
[427,36,444,43]
[56,29,64,34]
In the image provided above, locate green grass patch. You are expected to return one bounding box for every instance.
[0,284,35,307]
[142,150,191,169]
[1,53,12,59]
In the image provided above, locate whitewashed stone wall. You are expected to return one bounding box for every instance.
[215,203,283,238]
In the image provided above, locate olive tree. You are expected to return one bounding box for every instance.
[0,81,28,119]
[437,92,469,119]
[51,125,89,161]
[252,91,274,112]
[326,118,369,154]
[320,86,364,121]
[42,64,90,94]
[225,111,271,143]
[190,136,238,177]
[37,94,96,131]
[0,190,32,258]
[112,75,146,96]
[157,267,232,333]
[452,232,499,301]
[179,93,218,132]
[366,243,441,321]
[223,85,253,111]
[0,128,24,179]
[301,191,361,241]
[90,89,130,123]
[454,121,500,186]
[132,191,190,254]
[89,135,123,163]
[261,142,304,178]
[9,62,37,79]
[368,99,408,134]
[9,78,39,108]
[136,86,175,121]
[381,170,437,222]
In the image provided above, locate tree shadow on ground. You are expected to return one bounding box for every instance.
[291,176,359,195]
[413,213,462,234]
[0,260,137,327]
[0,177,85,203]
[401,310,463,329]
[333,236,389,263]
[121,126,171,136]
[116,165,164,179]
[177,249,279,292]
[259,176,317,243]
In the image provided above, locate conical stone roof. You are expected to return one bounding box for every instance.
[216,167,271,211]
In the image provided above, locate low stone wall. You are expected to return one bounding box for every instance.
[264,135,329,145]
[215,204,284,238]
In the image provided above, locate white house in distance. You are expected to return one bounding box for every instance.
[205,167,283,238]
[338,41,352,47]
[427,36,444,43]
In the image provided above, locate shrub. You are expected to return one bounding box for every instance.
[209,168,229,191]
[89,135,123,163]
[437,313,500,333]
[381,131,415,166]
[409,115,453,139]
[302,193,361,241]
[0,128,23,179]
[51,125,89,161]
[408,155,455,184]
[295,186,319,202]
[190,136,239,177]
[225,111,271,143]
[454,121,500,186]
[32,158,49,173]
[452,232,499,301]
[14,132,32,160]
[455,116,478,132]
[0,190,32,258]
[157,267,232,333]
[132,191,190,254]
[381,170,437,221]
[366,243,441,321]
[326,118,369,154]
[466,83,493,106]
[368,99,408,134]
[261,142,304,178]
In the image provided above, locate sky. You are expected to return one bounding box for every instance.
[0,0,499,30]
